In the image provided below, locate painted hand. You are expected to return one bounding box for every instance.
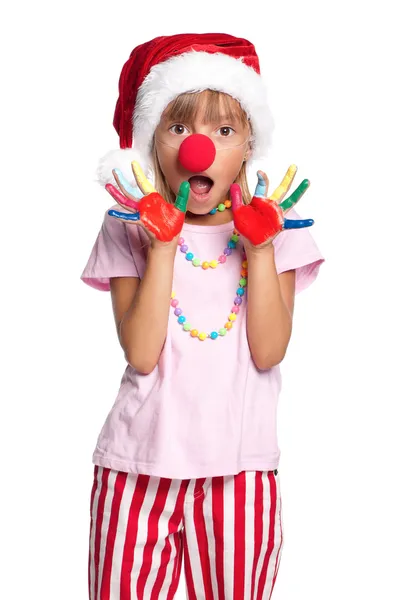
[231,165,314,248]
[105,162,190,242]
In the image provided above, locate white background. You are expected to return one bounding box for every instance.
[1,0,397,598]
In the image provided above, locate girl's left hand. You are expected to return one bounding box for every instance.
[231,165,314,250]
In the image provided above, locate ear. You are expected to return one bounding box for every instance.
[244,147,253,162]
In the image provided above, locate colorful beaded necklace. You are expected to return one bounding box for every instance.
[170,198,247,341]
[171,226,248,340]
[170,253,248,340]
[178,231,239,269]
[208,199,231,215]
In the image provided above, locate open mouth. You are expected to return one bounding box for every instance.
[188,175,214,201]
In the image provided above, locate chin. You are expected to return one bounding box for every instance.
[186,202,213,215]
[187,188,226,214]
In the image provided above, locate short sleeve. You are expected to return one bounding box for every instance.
[273,207,325,295]
[80,207,141,292]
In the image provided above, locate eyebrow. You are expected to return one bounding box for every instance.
[165,114,241,126]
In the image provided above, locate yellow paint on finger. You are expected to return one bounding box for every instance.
[131,161,156,194]
[269,164,297,201]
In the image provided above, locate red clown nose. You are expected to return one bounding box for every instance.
[178,134,216,173]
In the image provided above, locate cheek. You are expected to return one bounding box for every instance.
[156,147,181,191]
[212,150,245,184]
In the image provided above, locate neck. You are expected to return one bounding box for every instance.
[185,208,233,227]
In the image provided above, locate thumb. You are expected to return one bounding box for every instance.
[174,181,190,213]
[230,183,243,212]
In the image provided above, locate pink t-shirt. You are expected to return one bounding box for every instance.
[81,204,325,479]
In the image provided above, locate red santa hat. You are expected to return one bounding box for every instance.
[97,33,275,187]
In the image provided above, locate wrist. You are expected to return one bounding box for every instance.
[244,240,275,261]
[148,239,178,259]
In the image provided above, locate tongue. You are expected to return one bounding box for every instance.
[189,176,213,195]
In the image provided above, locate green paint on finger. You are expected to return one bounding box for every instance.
[175,181,190,213]
[279,179,310,211]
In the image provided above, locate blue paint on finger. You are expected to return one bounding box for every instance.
[254,172,267,198]
[108,209,140,221]
[114,169,144,199]
[283,218,314,229]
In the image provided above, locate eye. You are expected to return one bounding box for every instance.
[217,126,235,137]
[169,124,189,135]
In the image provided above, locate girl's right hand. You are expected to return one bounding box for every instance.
[105,161,190,248]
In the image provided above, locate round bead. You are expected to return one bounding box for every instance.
[186,252,194,261]
[171,291,176,299]
[229,313,237,322]
[210,331,218,340]
[218,203,226,212]
[192,258,201,267]
[178,237,184,245]
[210,260,218,269]
[231,305,240,314]
[237,288,245,296]
[209,208,217,215]
[228,240,237,249]
[225,322,233,330]
[242,260,248,269]
[177,315,186,324]
[171,299,179,307]
[183,323,191,331]
[219,328,227,336]
[190,329,198,337]
[180,244,188,253]
[224,200,232,208]
[198,332,207,341]
[241,268,248,277]
[231,234,239,243]
[202,262,210,270]
[224,248,232,256]
[218,255,227,264]
[234,296,243,305]
[239,278,247,287]
[174,308,183,316]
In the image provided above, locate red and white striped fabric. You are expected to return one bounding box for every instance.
[89,466,283,599]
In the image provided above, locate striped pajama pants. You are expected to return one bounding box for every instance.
[89,466,284,599]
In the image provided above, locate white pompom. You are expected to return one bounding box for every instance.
[95,148,152,187]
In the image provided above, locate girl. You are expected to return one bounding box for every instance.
[81,33,325,600]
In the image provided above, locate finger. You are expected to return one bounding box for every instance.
[105,183,140,211]
[108,208,141,223]
[283,218,314,229]
[253,171,268,198]
[279,179,310,212]
[230,183,243,212]
[132,161,156,195]
[174,181,190,213]
[113,168,144,199]
[269,164,297,202]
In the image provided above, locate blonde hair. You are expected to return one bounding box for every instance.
[151,90,253,205]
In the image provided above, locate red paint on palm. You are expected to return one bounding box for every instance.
[231,184,284,246]
[140,192,185,242]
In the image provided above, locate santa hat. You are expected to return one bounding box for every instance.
[97,33,275,187]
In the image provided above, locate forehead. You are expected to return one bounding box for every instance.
[161,90,249,127]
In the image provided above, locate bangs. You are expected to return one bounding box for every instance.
[162,89,250,127]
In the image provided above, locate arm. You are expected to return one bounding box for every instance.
[110,243,176,375]
[246,243,295,370]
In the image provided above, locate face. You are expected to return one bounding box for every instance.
[153,96,252,214]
